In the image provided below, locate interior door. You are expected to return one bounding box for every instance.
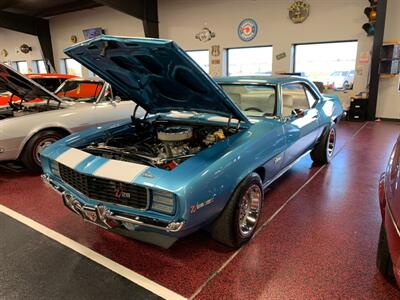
[281,83,320,166]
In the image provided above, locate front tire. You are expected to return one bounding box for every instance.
[21,130,66,172]
[310,123,336,165]
[211,173,263,248]
[376,222,395,281]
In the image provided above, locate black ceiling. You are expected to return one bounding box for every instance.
[0,0,102,17]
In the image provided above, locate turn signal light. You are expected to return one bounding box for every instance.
[151,190,175,214]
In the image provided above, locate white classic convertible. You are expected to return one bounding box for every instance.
[0,63,141,171]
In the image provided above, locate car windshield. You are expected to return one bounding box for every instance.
[30,78,64,92]
[220,84,276,117]
[56,81,104,103]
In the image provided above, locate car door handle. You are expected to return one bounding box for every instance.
[311,114,318,119]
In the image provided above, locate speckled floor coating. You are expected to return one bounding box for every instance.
[1,120,399,299]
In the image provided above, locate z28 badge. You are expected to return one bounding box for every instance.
[190,198,214,214]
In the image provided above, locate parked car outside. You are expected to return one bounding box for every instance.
[0,63,141,171]
[377,135,400,287]
[41,36,344,248]
[326,70,354,89]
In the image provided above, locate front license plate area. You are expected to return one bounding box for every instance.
[81,206,108,229]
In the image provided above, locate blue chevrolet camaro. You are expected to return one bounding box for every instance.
[41,36,344,248]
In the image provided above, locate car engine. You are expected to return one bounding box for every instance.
[80,120,237,170]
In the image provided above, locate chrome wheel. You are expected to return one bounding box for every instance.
[238,184,262,237]
[34,136,58,164]
[327,128,336,157]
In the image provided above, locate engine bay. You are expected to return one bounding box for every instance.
[80,119,240,170]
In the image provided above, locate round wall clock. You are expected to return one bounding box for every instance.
[238,18,258,42]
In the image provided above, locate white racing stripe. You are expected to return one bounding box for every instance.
[0,205,187,300]
[56,148,91,168]
[93,159,148,183]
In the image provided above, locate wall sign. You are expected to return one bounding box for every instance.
[195,27,216,42]
[238,18,258,42]
[276,52,286,60]
[20,44,32,54]
[0,49,8,58]
[211,45,220,57]
[289,1,310,24]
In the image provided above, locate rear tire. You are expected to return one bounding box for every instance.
[21,130,66,172]
[211,173,263,248]
[376,222,395,281]
[310,123,336,165]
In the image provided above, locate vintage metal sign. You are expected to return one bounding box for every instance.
[289,1,310,24]
[195,27,216,42]
[238,18,258,41]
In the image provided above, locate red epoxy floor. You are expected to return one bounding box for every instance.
[1,121,399,299]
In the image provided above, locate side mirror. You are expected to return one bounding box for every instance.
[291,108,305,118]
[111,96,121,106]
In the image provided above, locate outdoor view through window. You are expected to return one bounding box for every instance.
[228,46,273,76]
[186,50,209,73]
[294,41,358,90]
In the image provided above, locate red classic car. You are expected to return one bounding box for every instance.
[377,134,400,287]
[0,73,77,106]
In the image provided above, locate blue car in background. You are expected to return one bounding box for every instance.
[41,36,344,248]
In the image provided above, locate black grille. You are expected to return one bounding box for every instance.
[59,164,148,209]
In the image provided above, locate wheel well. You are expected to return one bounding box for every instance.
[254,167,266,183]
[19,127,71,158]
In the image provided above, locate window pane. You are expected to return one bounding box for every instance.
[38,60,47,73]
[305,88,317,107]
[186,50,209,73]
[17,61,29,74]
[282,84,309,116]
[294,41,358,90]
[227,47,272,76]
[65,58,82,77]
[220,84,276,117]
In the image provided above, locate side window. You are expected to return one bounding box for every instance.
[281,83,309,117]
[305,87,318,107]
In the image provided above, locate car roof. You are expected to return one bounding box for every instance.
[214,75,309,85]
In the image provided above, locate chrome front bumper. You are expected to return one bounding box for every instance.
[41,174,185,233]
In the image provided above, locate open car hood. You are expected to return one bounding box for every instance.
[64,35,249,123]
[0,63,63,103]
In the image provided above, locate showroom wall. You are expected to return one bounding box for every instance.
[376,0,400,119]
[0,29,43,69]
[50,6,144,78]
[158,0,373,109]
[0,1,397,118]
